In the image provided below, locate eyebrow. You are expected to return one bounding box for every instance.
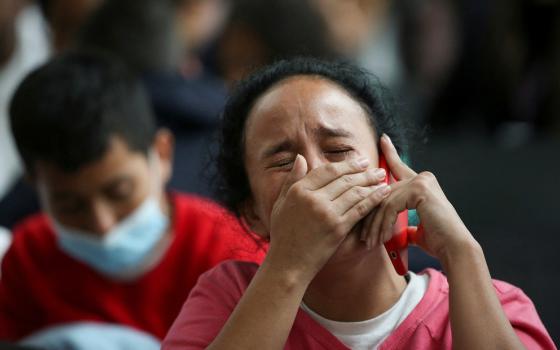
[314,126,352,139]
[261,126,354,159]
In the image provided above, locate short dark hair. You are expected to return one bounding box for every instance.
[217,57,408,215]
[9,50,157,175]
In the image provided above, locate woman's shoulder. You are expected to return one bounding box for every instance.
[162,260,261,349]
[420,268,536,306]
[200,260,260,289]
[188,260,261,308]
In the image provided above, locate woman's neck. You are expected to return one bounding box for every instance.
[302,245,407,322]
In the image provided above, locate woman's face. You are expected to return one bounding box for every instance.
[243,76,379,251]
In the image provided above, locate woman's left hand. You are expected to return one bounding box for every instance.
[364,134,477,261]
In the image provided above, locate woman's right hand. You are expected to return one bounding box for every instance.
[266,154,391,284]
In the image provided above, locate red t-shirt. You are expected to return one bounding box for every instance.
[0,193,266,341]
[162,261,556,350]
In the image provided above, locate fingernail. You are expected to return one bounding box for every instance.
[383,133,393,145]
[374,168,386,179]
[355,157,369,169]
[377,184,390,196]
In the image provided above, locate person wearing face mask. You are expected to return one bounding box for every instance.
[0,50,265,346]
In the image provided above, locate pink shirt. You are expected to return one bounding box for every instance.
[163,261,556,350]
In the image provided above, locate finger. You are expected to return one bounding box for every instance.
[278,154,308,198]
[302,157,370,191]
[379,207,399,244]
[371,186,409,246]
[334,183,387,215]
[360,211,374,242]
[368,179,403,245]
[362,180,408,248]
[342,184,391,232]
[380,134,416,181]
[321,167,386,200]
[361,209,377,250]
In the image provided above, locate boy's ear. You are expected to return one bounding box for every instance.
[153,128,174,183]
[239,198,269,239]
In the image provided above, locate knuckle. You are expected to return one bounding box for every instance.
[288,183,306,198]
[412,175,431,192]
[324,163,339,177]
[419,171,436,181]
[307,197,324,213]
[341,174,354,185]
[353,186,369,199]
[354,202,371,217]
[329,215,345,232]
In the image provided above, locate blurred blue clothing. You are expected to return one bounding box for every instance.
[20,323,160,350]
[143,71,226,129]
[143,71,227,198]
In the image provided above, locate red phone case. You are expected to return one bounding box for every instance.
[378,155,417,275]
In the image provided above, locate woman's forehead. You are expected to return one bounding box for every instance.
[245,76,371,137]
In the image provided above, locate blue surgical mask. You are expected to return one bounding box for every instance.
[53,197,169,277]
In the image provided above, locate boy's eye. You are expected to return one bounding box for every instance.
[54,199,87,215]
[107,179,135,199]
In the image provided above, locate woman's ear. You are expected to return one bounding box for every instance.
[239,198,269,239]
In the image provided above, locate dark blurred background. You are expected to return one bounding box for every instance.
[0,0,559,344]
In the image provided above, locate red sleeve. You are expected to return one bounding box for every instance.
[493,280,557,350]
[0,229,44,340]
[173,194,267,268]
[161,261,258,350]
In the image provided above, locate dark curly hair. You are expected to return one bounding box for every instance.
[217,57,408,217]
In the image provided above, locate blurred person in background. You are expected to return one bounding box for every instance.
[174,0,231,79]
[215,0,338,85]
[0,0,49,227]
[0,0,230,227]
[0,0,104,229]
[398,0,560,144]
[310,0,405,91]
[36,0,103,52]
[78,0,230,198]
[0,51,264,349]
[78,0,338,196]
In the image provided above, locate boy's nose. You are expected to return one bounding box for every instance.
[88,202,117,237]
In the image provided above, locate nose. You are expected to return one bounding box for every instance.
[302,151,327,172]
[88,202,117,236]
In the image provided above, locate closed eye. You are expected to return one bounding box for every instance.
[267,156,296,170]
[325,148,354,160]
[325,149,352,154]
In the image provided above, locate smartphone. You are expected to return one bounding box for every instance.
[378,155,413,275]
